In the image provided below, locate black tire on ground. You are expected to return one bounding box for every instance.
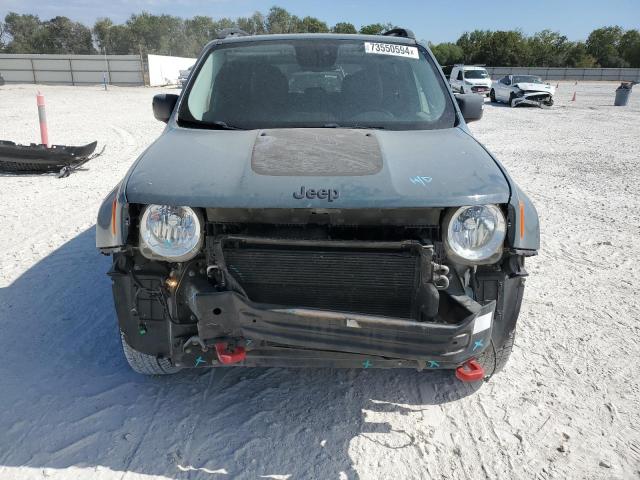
[509,93,517,107]
[476,327,516,377]
[490,89,497,103]
[545,98,554,106]
[120,331,180,375]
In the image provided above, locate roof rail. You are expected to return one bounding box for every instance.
[382,28,415,40]
[217,28,249,39]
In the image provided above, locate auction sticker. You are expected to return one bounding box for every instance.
[364,42,419,59]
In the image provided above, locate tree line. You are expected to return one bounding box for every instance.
[431,27,640,68]
[0,6,639,68]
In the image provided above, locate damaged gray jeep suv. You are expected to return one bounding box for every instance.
[97,28,539,381]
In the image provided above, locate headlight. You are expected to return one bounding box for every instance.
[139,205,203,262]
[443,205,506,265]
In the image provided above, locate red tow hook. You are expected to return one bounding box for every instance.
[455,359,485,382]
[214,343,246,365]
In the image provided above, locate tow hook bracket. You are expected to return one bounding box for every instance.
[455,359,485,382]
[214,342,246,364]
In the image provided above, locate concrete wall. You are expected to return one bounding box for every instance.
[0,54,144,85]
[3,55,638,86]
[147,54,195,86]
[485,67,640,82]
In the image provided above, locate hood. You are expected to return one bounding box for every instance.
[124,127,510,209]
[515,82,555,94]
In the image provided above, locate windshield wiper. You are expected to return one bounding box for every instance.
[179,119,246,130]
[322,123,385,130]
[208,121,246,130]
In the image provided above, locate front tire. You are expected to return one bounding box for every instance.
[490,89,497,102]
[476,328,516,377]
[120,331,180,375]
[509,93,518,107]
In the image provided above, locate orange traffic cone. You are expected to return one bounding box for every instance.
[571,91,576,101]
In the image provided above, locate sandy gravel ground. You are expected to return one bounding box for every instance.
[0,82,639,479]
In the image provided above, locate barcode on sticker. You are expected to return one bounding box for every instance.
[364,42,419,59]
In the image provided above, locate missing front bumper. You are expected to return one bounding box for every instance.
[513,94,553,107]
[178,289,495,369]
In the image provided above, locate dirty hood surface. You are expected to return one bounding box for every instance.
[125,126,510,208]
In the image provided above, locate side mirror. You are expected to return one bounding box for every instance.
[455,93,484,123]
[152,94,179,123]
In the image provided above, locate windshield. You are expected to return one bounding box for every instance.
[179,39,455,130]
[513,75,543,84]
[464,69,488,79]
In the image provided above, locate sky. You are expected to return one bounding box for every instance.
[1,0,639,43]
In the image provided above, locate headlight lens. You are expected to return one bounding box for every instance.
[444,205,506,265]
[139,205,203,261]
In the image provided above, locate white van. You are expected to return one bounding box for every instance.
[449,65,491,96]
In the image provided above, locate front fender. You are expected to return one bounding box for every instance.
[466,134,540,252]
[96,183,129,252]
[507,184,540,251]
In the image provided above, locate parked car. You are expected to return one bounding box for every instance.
[449,65,492,96]
[490,75,555,107]
[97,28,539,382]
[177,66,193,88]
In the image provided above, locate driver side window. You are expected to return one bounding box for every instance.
[500,76,511,85]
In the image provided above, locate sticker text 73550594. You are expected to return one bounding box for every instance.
[364,42,419,59]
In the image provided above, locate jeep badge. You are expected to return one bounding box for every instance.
[293,186,339,202]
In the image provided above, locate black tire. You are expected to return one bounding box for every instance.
[545,98,554,107]
[509,93,517,107]
[477,327,516,377]
[490,89,497,103]
[120,331,180,375]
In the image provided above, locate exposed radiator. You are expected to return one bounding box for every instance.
[224,246,419,318]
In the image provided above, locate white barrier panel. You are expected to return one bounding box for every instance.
[147,54,196,86]
[0,54,144,85]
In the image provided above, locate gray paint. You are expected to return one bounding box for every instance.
[124,126,510,209]
[469,134,540,251]
[97,33,540,252]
